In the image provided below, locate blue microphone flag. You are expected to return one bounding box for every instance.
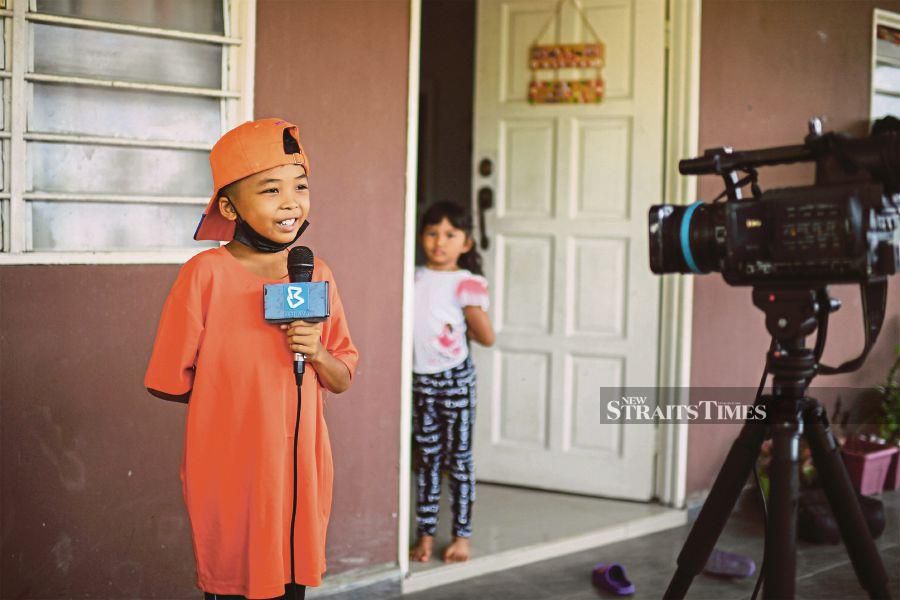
[264,281,330,323]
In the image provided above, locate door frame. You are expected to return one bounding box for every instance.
[397,0,700,577]
[654,0,701,509]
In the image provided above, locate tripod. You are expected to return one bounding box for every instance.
[664,288,893,600]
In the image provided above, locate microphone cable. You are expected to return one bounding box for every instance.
[289,380,302,600]
[286,246,314,600]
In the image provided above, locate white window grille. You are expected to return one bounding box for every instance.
[872,9,900,124]
[0,0,255,264]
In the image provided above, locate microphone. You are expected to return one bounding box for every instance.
[288,246,315,383]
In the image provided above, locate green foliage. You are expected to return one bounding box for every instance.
[876,344,900,444]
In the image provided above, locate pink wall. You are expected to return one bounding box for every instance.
[254,0,410,573]
[687,0,900,496]
[1,266,199,597]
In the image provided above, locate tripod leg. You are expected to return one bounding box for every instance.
[663,421,766,600]
[763,417,801,599]
[804,404,893,600]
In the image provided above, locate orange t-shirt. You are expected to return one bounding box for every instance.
[144,246,359,598]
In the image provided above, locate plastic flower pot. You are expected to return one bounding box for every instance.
[886,445,900,491]
[841,438,899,495]
[843,438,900,491]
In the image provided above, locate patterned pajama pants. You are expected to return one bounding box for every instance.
[412,356,477,538]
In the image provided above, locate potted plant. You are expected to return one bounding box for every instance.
[871,344,900,490]
[876,344,900,445]
[838,346,900,493]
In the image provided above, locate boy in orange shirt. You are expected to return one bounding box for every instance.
[145,118,359,600]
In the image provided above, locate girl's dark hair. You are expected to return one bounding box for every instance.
[419,201,484,275]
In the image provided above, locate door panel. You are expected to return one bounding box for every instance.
[473,0,664,500]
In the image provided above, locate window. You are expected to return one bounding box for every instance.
[872,9,900,124]
[0,0,255,264]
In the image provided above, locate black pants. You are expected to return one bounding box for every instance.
[203,583,306,600]
[412,356,477,538]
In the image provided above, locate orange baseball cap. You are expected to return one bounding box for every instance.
[194,118,311,241]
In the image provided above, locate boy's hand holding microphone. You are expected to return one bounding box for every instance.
[280,321,324,363]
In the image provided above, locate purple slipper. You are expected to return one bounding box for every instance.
[703,549,756,579]
[592,563,635,596]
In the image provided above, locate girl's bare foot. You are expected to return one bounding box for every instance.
[443,536,471,563]
[410,535,433,562]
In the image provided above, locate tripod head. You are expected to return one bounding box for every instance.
[753,288,825,342]
[751,288,825,398]
[752,278,888,391]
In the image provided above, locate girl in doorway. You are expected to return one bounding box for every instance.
[410,201,495,563]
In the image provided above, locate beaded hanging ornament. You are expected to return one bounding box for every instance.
[528,0,605,104]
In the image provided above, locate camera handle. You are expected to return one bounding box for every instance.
[706,161,762,203]
[816,280,889,375]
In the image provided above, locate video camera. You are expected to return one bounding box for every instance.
[649,118,900,286]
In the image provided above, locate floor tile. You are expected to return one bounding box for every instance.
[403,489,900,599]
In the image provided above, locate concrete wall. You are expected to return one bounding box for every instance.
[0,0,410,597]
[686,0,900,497]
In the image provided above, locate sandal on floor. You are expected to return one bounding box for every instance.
[703,549,756,578]
[592,562,635,596]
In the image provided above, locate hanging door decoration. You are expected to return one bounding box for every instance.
[528,0,605,104]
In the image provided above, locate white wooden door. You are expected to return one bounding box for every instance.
[471,0,664,500]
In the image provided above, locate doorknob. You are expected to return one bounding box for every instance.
[477,186,493,250]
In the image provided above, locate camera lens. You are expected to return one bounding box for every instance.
[649,202,723,274]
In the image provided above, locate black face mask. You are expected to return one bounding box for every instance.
[229,202,309,253]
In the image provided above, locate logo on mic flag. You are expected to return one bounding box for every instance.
[286,285,305,309]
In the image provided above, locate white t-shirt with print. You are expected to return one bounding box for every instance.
[413,266,490,374]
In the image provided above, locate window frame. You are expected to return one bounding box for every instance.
[871,9,900,126]
[0,0,256,265]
